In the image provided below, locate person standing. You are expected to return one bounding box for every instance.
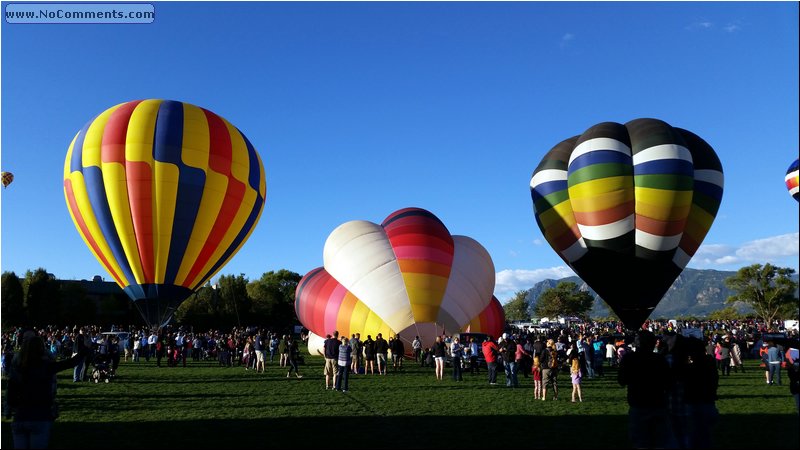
[540,339,559,401]
[482,335,499,385]
[349,333,361,375]
[532,356,543,399]
[285,336,303,379]
[433,336,446,381]
[374,333,389,375]
[7,335,87,449]
[412,336,422,364]
[618,330,675,449]
[323,331,340,390]
[570,357,583,402]
[767,341,784,385]
[363,335,376,375]
[391,335,405,372]
[684,337,719,449]
[335,336,351,392]
[451,337,464,382]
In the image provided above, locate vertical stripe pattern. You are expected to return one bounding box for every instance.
[63,100,266,327]
[302,207,495,349]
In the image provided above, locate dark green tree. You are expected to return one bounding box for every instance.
[217,274,251,328]
[534,281,594,322]
[2,271,25,328]
[503,290,531,321]
[708,306,741,321]
[247,270,302,328]
[175,285,217,330]
[725,263,798,327]
[23,268,61,326]
[58,282,96,325]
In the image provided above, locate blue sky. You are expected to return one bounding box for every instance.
[1,1,798,303]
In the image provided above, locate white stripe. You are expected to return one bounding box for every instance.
[635,229,682,252]
[672,248,692,269]
[785,170,798,182]
[569,137,631,166]
[694,169,724,187]
[632,144,692,165]
[530,169,567,189]
[790,186,799,195]
[323,220,414,332]
[561,238,588,262]
[577,215,634,241]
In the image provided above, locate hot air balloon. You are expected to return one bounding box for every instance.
[63,99,266,328]
[786,158,799,202]
[1,171,14,188]
[295,207,495,352]
[462,296,505,339]
[530,118,723,329]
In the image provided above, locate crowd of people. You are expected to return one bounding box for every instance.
[2,318,798,449]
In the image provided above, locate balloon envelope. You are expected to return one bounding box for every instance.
[295,207,495,350]
[63,99,266,328]
[1,171,14,188]
[530,118,723,329]
[786,158,799,202]
[462,296,505,339]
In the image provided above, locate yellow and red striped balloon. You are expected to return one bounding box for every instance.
[530,119,723,329]
[63,100,266,327]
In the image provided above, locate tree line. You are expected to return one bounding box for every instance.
[1,268,301,331]
[503,263,799,325]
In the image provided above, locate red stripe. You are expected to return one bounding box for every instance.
[184,110,245,285]
[126,161,155,283]
[64,180,125,287]
[101,101,141,164]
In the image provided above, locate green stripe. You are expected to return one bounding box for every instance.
[568,163,632,187]
[634,174,694,190]
[692,192,722,216]
[534,190,570,212]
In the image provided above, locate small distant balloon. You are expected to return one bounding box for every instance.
[786,158,799,202]
[1,171,14,188]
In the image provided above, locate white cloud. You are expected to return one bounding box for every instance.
[560,33,574,48]
[533,239,543,246]
[494,266,575,302]
[689,233,799,268]
[723,23,741,33]
[687,21,714,30]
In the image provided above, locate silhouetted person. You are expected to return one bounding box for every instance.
[618,330,675,449]
[7,334,86,449]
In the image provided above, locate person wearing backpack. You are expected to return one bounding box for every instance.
[540,339,559,401]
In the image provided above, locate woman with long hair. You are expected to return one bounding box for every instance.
[7,333,85,449]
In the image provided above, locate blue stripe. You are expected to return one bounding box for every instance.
[192,140,265,292]
[634,159,693,176]
[82,165,138,288]
[153,101,206,286]
[531,180,567,200]
[694,180,723,202]
[569,150,631,172]
[69,119,94,173]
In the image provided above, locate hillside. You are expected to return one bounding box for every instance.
[523,268,753,319]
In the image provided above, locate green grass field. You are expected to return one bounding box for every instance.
[2,350,798,449]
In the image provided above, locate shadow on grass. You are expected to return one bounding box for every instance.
[2,413,798,449]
